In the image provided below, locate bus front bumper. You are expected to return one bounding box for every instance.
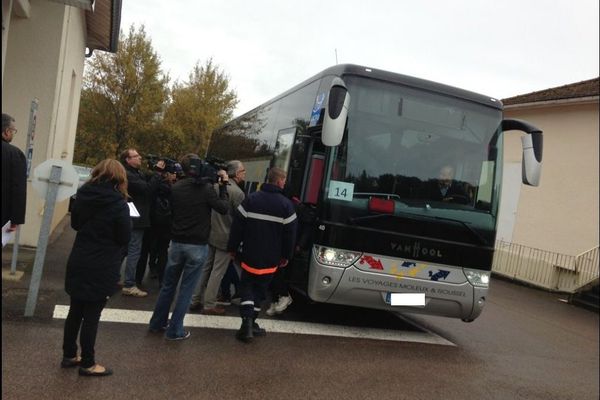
[307,257,487,322]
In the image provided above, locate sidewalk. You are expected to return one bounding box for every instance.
[2,215,75,322]
[2,214,164,322]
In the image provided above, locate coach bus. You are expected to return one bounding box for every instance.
[207,64,543,322]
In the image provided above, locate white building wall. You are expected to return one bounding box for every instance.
[2,0,86,247]
[503,100,599,256]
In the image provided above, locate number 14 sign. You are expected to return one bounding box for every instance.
[328,180,354,202]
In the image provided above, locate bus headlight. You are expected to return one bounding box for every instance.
[464,269,490,288]
[314,246,362,268]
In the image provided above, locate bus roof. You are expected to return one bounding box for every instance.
[234,63,503,120]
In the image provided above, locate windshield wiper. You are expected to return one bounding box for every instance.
[349,211,489,246]
[427,215,489,246]
[349,213,389,224]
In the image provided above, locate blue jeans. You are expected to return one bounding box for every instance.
[149,241,208,338]
[124,229,145,288]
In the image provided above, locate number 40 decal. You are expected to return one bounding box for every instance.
[328,181,354,202]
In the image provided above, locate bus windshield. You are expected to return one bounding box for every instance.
[323,75,503,245]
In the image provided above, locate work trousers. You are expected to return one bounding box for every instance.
[238,270,274,319]
[220,261,241,299]
[62,297,107,368]
[269,264,290,300]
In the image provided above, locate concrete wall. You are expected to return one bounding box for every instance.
[2,0,86,247]
[503,100,599,256]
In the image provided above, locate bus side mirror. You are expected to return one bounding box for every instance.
[322,78,350,147]
[502,118,543,186]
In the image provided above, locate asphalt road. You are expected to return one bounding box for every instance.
[2,216,598,400]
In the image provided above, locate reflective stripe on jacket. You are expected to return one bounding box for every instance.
[228,183,297,273]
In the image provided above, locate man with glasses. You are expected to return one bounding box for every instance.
[190,160,246,314]
[119,148,161,297]
[2,113,27,233]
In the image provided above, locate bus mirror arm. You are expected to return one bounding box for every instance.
[502,118,543,187]
[322,77,351,147]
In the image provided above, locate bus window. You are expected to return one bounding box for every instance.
[273,128,296,170]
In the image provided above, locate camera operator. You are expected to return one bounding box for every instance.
[148,154,229,340]
[135,157,178,287]
[119,148,162,298]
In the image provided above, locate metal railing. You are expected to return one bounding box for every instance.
[574,246,599,290]
[492,241,599,293]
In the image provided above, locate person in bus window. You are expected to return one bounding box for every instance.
[421,165,470,204]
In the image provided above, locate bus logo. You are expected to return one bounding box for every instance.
[428,270,450,281]
[390,241,443,259]
[359,255,384,270]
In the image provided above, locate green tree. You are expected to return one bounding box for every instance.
[74,24,169,165]
[164,59,238,157]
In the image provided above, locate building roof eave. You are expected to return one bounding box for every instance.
[503,96,599,111]
[85,0,122,56]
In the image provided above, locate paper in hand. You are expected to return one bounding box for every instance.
[128,202,140,218]
[2,221,15,247]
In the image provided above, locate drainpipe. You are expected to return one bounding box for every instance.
[2,0,14,86]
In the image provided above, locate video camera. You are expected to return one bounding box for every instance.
[188,156,227,185]
[146,154,182,174]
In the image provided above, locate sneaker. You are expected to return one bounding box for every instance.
[216,295,232,306]
[189,302,203,312]
[165,331,191,341]
[274,295,293,313]
[122,286,148,297]
[201,306,226,315]
[265,302,278,316]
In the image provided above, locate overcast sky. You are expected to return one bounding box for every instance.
[120,0,599,117]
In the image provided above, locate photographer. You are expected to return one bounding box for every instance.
[135,157,179,287]
[119,148,162,298]
[148,154,229,341]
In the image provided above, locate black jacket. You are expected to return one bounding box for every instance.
[150,179,173,227]
[228,183,297,271]
[65,181,131,301]
[170,177,229,245]
[1,140,27,226]
[124,164,161,230]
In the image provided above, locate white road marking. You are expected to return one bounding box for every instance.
[52,305,455,346]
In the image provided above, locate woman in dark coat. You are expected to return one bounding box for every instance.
[61,159,131,377]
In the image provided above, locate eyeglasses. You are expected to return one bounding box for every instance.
[8,128,17,134]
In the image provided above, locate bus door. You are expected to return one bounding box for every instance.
[276,126,326,292]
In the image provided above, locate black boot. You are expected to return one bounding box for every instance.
[235,317,254,343]
[252,319,267,337]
